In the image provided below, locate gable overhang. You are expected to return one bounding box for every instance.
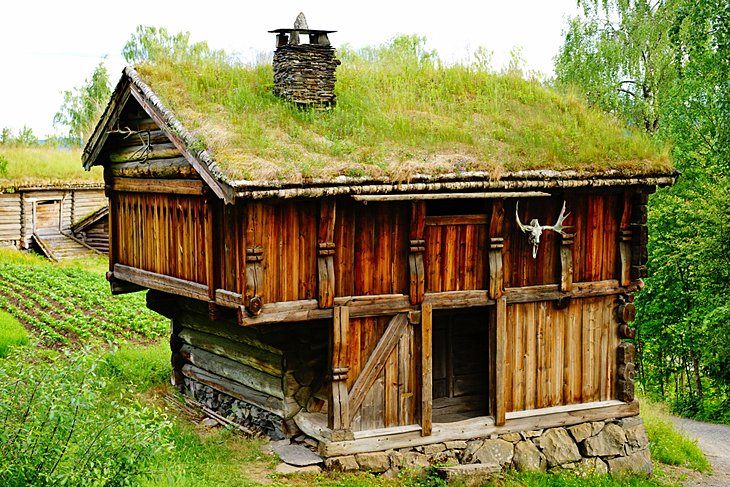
[82,67,235,204]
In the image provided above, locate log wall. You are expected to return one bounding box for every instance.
[0,194,21,245]
[503,295,620,413]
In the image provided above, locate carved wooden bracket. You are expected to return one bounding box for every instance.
[244,204,265,315]
[318,199,336,308]
[560,234,574,292]
[330,306,350,432]
[409,202,426,305]
[488,200,505,299]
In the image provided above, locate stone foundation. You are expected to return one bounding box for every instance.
[184,378,289,440]
[324,416,652,478]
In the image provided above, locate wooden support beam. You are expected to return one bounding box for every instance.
[352,191,552,202]
[560,235,574,292]
[204,196,218,320]
[421,303,433,436]
[317,198,336,308]
[330,306,350,432]
[111,177,205,195]
[348,313,409,422]
[423,290,494,309]
[504,279,628,304]
[495,297,507,426]
[619,190,633,287]
[110,157,198,179]
[243,203,264,315]
[113,264,208,301]
[488,200,505,299]
[409,201,426,305]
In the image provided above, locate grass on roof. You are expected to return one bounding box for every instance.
[0,146,102,189]
[134,35,672,183]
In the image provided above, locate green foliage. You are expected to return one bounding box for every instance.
[0,248,167,346]
[0,349,173,486]
[0,309,28,358]
[122,25,225,65]
[101,341,171,391]
[53,62,111,145]
[556,0,730,422]
[127,27,669,182]
[0,154,8,177]
[497,470,669,486]
[641,399,712,472]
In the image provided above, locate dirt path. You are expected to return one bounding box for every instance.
[671,416,730,486]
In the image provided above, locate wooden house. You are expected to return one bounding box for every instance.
[83,22,676,474]
[0,182,107,259]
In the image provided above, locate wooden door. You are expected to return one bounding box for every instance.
[34,200,61,235]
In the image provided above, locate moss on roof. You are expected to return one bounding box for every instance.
[0,146,102,190]
[132,38,672,184]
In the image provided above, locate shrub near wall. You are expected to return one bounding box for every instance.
[0,349,172,486]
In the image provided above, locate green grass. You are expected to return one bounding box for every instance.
[133,35,672,183]
[0,309,28,357]
[0,248,167,346]
[102,340,172,391]
[642,399,712,472]
[0,146,102,188]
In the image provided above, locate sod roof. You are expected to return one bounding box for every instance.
[0,146,103,192]
[86,38,675,197]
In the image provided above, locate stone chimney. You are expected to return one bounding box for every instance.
[269,13,339,108]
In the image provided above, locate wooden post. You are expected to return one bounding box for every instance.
[204,195,219,320]
[618,190,633,287]
[104,166,116,273]
[488,200,505,299]
[495,297,507,426]
[560,235,574,292]
[409,201,426,305]
[630,189,653,281]
[243,203,264,316]
[330,306,350,433]
[421,303,433,436]
[318,198,336,308]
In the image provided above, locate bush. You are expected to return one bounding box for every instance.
[0,310,28,358]
[101,340,171,391]
[0,154,8,176]
[0,349,173,486]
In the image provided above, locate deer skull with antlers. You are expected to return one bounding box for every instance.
[516,200,574,258]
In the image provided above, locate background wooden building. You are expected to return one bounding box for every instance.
[84,24,676,474]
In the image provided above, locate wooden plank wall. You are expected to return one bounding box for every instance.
[334,201,409,297]
[113,192,208,285]
[69,190,107,229]
[346,315,417,431]
[424,216,488,292]
[77,218,109,253]
[0,194,21,244]
[503,295,620,413]
[503,195,620,287]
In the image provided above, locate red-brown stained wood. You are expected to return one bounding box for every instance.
[409,201,426,304]
[330,306,350,431]
[318,199,336,308]
[421,303,433,435]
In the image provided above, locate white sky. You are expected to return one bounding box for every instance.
[0,1,580,138]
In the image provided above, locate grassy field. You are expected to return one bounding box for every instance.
[0,248,709,486]
[0,145,103,188]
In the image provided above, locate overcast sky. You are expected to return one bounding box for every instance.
[0,1,580,138]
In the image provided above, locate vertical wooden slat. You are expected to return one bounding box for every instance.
[513,303,525,411]
[619,190,633,286]
[564,299,582,403]
[384,347,398,427]
[398,323,415,425]
[495,297,507,425]
[582,298,598,402]
[552,304,564,406]
[524,302,536,410]
[537,301,548,409]
[421,303,433,436]
[330,306,350,432]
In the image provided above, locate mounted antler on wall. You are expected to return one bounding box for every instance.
[516,200,573,258]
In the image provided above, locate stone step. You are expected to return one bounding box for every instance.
[436,463,501,487]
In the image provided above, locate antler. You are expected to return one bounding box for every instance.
[515,201,532,233]
[541,201,573,237]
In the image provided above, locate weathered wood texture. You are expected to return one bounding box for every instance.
[424,215,488,293]
[334,200,410,297]
[503,295,620,413]
[503,195,620,288]
[346,314,417,432]
[112,192,209,285]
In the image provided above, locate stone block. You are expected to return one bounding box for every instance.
[324,455,359,472]
[355,452,391,473]
[513,440,546,472]
[444,440,468,450]
[473,439,514,466]
[461,440,485,463]
[500,432,522,443]
[522,429,543,439]
[275,462,322,475]
[437,463,500,487]
[591,421,606,435]
[618,416,643,429]
[420,443,446,456]
[624,424,650,454]
[540,428,582,467]
[581,423,627,457]
[607,448,653,476]
[568,422,593,443]
[401,451,431,469]
[272,444,323,466]
[575,457,608,475]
